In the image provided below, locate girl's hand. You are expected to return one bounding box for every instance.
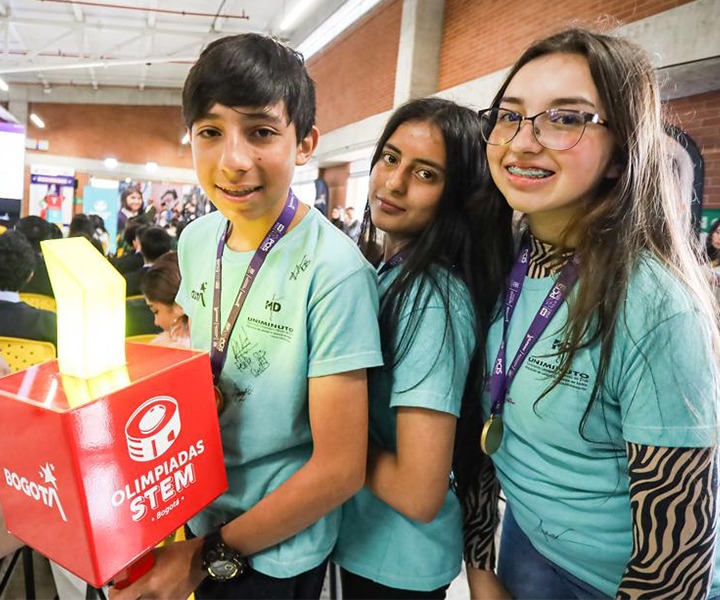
[467,567,512,600]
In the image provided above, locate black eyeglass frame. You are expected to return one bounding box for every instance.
[478,107,609,150]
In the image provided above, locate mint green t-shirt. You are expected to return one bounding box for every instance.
[334,265,475,591]
[176,207,383,578]
[486,256,720,596]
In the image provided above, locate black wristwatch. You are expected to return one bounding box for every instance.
[201,530,249,580]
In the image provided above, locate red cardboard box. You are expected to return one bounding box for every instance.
[0,343,227,586]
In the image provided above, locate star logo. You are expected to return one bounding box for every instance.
[39,463,58,488]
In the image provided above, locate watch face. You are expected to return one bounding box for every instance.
[203,531,247,580]
[208,559,239,580]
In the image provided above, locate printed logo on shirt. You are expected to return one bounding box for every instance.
[525,341,591,392]
[265,294,283,317]
[191,282,207,307]
[289,254,311,281]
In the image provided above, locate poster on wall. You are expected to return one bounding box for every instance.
[29,165,75,225]
[84,186,121,254]
[143,182,212,233]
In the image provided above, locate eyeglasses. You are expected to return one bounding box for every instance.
[479,107,609,150]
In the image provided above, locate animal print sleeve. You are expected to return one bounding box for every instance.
[463,452,501,571]
[616,443,718,599]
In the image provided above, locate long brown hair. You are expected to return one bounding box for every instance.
[487,28,720,436]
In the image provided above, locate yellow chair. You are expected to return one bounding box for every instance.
[19,293,57,313]
[0,337,56,372]
[126,294,145,302]
[126,334,156,344]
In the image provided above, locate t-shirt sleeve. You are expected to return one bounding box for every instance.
[616,308,719,448]
[389,285,475,417]
[306,265,383,377]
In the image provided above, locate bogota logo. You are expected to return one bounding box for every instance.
[125,396,181,462]
[4,462,67,522]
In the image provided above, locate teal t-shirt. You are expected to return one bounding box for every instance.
[486,256,720,596]
[176,206,383,578]
[333,264,475,591]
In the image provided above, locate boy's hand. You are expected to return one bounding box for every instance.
[109,537,205,600]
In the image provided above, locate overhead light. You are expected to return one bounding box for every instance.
[104,157,118,169]
[181,132,190,145]
[29,113,46,128]
[145,162,158,173]
[280,0,319,31]
[296,0,383,60]
[0,77,8,92]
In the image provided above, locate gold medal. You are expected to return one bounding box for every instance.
[480,416,503,455]
[213,385,225,415]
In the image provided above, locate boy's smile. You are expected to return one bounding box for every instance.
[190,102,317,248]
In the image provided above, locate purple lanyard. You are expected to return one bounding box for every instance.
[488,238,580,418]
[378,249,407,276]
[209,190,298,381]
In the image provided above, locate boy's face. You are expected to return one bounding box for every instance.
[190,102,317,226]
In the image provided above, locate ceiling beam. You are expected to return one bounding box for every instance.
[69,0,84,22]
[0,55,196,75]
[0,14,250,38]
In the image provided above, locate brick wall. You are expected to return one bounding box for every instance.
[667,91,720,208]
[26,102,192,169]
[438,0,695,91]
[308,0,402,135]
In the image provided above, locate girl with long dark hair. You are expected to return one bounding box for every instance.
[333,97,512,599]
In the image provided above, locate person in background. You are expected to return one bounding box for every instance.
[141,251,190,348]
[15,215,55,297]
[125,226,172,296]
[330,205,345,230]
[113,218,148,271]
[705,219,720,270]
[313,176,329,217]
[0,230,56,346]
[89,214,110,255]
[464,27,720,599]
[68,213,105,255]
[333,97,511,599]
[343,206,361,242]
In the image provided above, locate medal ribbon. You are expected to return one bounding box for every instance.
[488,237,580,418]
[209,190,298,383]
[377,249,408,276]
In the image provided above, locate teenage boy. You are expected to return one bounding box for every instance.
[110,34,383,600]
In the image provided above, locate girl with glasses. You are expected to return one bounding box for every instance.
[333,97,512,599]
[465,28,720,599]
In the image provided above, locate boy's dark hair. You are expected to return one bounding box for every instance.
[139,227,172,263]
[124,217,150,246]
[88,214,106,233]
[141,251,181,305]
[68,213,95,239]
[15,216,52,251]
[182,33,316,140]
[0,230,37,291]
